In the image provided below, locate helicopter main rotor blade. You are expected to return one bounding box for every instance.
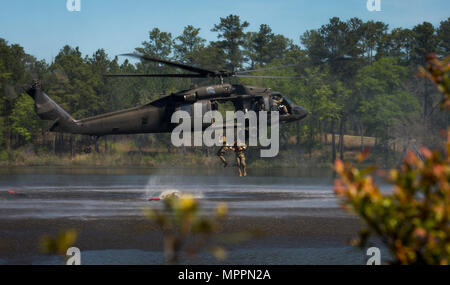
[236,64,296,74]
[320,56,363,63]
[235,75,300,79]
[105,73,208,78]
[120,53,217,76]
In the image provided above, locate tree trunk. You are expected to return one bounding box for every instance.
[95,138,99,153]
[339,119,344,160]
[384,126,389,166]
[42,130,47,151]
[53,134,56,154]
[309,121,313,161]
[331,120,336,163]
[70,135,74,159]
[423,79,428,122]
[359,122,365,152]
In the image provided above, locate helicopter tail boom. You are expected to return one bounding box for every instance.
[25,82,79,133]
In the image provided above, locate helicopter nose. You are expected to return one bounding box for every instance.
[293,105,308,119]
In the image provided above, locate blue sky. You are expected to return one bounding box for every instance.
[0,0,448,63]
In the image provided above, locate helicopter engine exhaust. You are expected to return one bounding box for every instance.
[181,84,232,102]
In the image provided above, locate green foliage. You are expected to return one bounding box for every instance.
[334,56,450,265]
[10,94,42,143]
[174,25,206,64]
[418,54,450,109]
[335,144,450,264]
[386,28,414,62]
[411,22,438,64]
[245,24,293,67]
[211,14,249,71]
[437,18,450,55]
[0,149,7,161]
[0,114,5,148]
[355,57,420,137]
[47,46,103,118]
[136,28,173,58]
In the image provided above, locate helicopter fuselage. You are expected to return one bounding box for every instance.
[27,83,308,137]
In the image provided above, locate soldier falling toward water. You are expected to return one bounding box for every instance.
[232,141,247,177]
[216,135,247,176]
[217,135,232,168]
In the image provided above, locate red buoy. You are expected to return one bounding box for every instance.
[8,190,17,194]
[148,197,161,201]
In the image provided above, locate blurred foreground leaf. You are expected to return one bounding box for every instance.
[39,229,77,256]
[143,194,251,264]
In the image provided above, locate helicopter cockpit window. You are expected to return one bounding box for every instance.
[272,93,290,115]
[284,97,294,106]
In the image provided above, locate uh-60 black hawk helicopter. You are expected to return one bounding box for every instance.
[25,53,308,147]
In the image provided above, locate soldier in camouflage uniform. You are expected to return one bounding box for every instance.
[233,142,247,177]
[217,135,230,167]
[272,97,289,115]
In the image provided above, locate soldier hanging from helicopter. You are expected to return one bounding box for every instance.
[232,140,247,177]
[216,134,247,176]
[217,134,232,167]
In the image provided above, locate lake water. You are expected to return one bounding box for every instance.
[0,167,391,265]
[0,167,344,219]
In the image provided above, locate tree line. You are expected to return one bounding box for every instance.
[0,15,449,166]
